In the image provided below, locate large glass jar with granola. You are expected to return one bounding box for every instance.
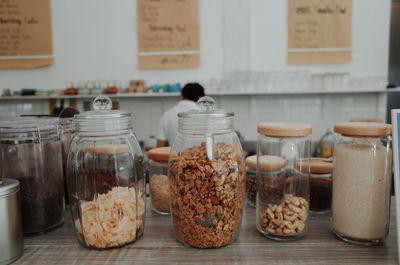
[256,122,312,241]
[169,96,245,248]
[66,96,146,249]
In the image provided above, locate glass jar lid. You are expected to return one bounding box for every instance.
[245,155,287,171]
[257,122,312,138]
[334,122,391,137]
[295,158,333,174]
[178,96,234,134]
[148,147,170,162]
[74,95,132,135]
[0,118,60,142]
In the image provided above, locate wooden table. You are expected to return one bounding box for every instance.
[14,200,398,265]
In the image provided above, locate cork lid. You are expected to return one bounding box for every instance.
[84,144,129,155]
[295,158,333,174]
[245,155,286,171]
[334,122,391,137]
[148,147,171,162]
[257,122,312,138]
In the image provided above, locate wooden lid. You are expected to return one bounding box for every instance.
[334,122,391,137]
[257,122,312,137]
[295,158,333,174]
[84,144,129,155]
[148,147,170,162]
[245,155,286,171]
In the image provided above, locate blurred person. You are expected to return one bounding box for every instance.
[157,83,205,147]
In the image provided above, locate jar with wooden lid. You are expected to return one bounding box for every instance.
[169,96,245,248]
[257,122,312,240]
[296,158,332,214]
[332,122,392,246]
[245,155,257,207]
[148,146,171,215]
[67,96,146,249]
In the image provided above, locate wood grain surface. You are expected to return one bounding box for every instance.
[14,199,398,265]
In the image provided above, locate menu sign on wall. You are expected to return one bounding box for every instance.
[287,0,352,65]
[137,0,200,69]
[0,0,53,69]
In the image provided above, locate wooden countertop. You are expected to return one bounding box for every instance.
[15,200,398,265]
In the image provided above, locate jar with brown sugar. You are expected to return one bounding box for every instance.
[257,122,312,241]
[148,146,171,215]
[67,96,146,249]
[169,96,245,248]
[332,122,392,246]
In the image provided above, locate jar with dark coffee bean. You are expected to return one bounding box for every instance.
[0,118,65,234]
[67,96,146,249]
[245,156,257,207]
[296,158,332,214]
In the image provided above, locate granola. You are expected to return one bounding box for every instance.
[169,142,245,248]
[74,186,145,248]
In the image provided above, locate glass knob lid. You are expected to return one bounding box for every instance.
[197,96,215,111]
[93,95,112,111]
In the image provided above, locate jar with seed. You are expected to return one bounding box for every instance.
[296,158,332,214]
[332,122,392,246]
[169,96,245,248]
[256,122,312,241]
[67,95,146,249]
[148,146,171,215]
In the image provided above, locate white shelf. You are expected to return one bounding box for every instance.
[0,88,397,100]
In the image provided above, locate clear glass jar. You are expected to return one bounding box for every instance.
[60,117,73,204]
[256,122,312,241]
[169,96,245,248]
[148,147,171,215]
[332,122,392,246]
[245,156,257,208]
[67,96,146,249]
[0,118,65,234]
[296,158,332,214]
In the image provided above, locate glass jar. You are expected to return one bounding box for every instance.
[245,155,257,208]
[256,122,312,241]
[0,118,65,234]
[169,96,245,248]
[148,146,171,215]
[67,96,146,249]
[332,122,392,245]
[60,117,73,204]
[296,158,332,214]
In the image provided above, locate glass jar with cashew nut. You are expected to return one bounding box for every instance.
[332,122,392,246]
[169,96,245,248]
[256,122,312,241]
[148,146,171,215]
[66,96,146,249]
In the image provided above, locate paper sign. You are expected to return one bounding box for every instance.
[287,0,352,65]
[0,0,53,69]
[137,0,200,69]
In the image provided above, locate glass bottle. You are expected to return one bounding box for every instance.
[332,122,392,245]
[67,95,146,249]
[169,96,245,248]
[256,122,312,241]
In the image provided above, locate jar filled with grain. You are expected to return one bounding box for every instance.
[295,158,332,214]
[332,122,392,246]
[245,155,257,207]
[256,122,312,240]
[169,96,245,248]
[67,95,146,249]
[148,146,171,215]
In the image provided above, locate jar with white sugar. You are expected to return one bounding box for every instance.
[332,122,392,246]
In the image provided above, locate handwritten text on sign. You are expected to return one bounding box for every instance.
[0,0,52,57]
[287,0,352,64]
[137,0,199,53]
